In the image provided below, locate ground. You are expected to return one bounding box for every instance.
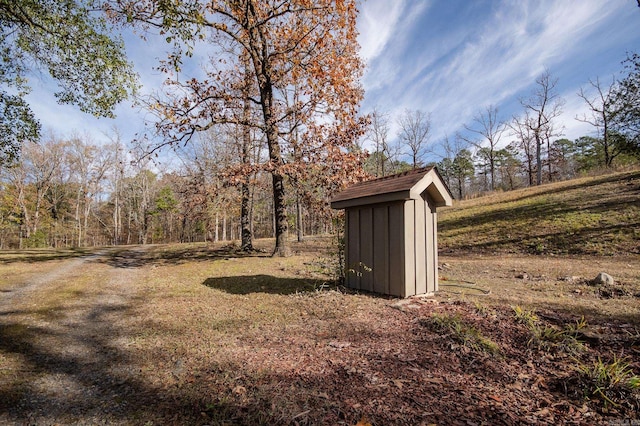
[0,238,638,425]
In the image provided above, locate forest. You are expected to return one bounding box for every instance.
[0,1,639,251]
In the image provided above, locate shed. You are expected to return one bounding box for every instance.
[330,167,453,298]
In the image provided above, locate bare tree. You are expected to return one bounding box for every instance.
[368,109,391,177]
[105,129,128,245]
[460,105,507,191]
[69,134,111,246]
[577,77,621,167]
[519,70,564,185]
[7,137,63,246]
[510,111,537,186]
[397,109,431,169]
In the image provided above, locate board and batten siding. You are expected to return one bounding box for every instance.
[346,201,405,296]
[345,194,438,298]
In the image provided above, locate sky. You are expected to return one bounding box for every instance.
[25,0,640,164]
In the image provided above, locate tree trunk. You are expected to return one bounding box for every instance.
[222,213,227,241]
[240,182,253,250]
[257,73,289,256]
[240,54,254,252]
[535,133,542,186]
[296,192,303,243]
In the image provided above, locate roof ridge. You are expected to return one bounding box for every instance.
[355,166,433,185]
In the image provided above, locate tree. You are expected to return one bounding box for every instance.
[152,185,179,242]
[518,70,564,185]
[549,138,578,178]
[451,149,475,199]
[108,0,365,256]
[460,105,507,190]
[437,136,474,199]
[495,144,522,190]
[398,109,431,169]
[0,0,137,165]
[510,111,537,186]
[611,52,640,153]
[365,108,393,177]
[68,134,111,246]
[577,77,622,167]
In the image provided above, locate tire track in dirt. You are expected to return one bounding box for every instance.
[0,252,108,313]
[0,247,152,424]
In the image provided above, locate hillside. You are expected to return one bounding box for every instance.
[439,170,640,256]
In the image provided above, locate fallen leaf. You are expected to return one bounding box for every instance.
[355,416,372,426]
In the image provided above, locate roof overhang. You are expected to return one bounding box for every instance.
[331,167,453,210]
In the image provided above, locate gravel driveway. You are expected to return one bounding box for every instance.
[0,249,147,425]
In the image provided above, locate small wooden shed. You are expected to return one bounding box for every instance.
[330,167,453,298]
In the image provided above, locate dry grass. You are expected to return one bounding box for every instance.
[438,254,640,322]
[439,170,640,255]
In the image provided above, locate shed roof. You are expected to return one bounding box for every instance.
[331,166,453,209]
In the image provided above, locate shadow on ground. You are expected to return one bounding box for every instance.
[203,274,327,295]
[439,171,640,255]
[0,298,203,424]
[96,244,270,269]
[0,248,93,264]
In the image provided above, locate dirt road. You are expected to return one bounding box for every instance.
[0,248,148,425]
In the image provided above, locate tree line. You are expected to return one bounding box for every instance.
[0,130,338,249]
[362,59,640,200]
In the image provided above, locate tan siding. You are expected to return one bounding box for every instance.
[432,208,439,293]
[415,199,427,295]
[336,169,451,298]
[360,207,374,292]
[347,209,360,290]
[403,200,415,298]
[425,198,436,294]
[373,205,389,294]
[388,202,405,297]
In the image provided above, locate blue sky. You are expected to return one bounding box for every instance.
[25,0,640,162]
[358,0,640,157]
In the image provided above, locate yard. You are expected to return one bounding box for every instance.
[0,238,638,425]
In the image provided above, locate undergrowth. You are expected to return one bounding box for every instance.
[512,306,587,354]
[577,355,640,409]
[424,313,501,355]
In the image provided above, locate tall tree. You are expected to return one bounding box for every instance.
[0,0,137,166]
[461,105,507,191]
[611,52,640,153]
[510,110,537,186]
[577,77,621,167]
[495,144,522,190]
[518,70,564,185]
[365,108,398,177]
[397,109,431,169]
[451,149,475,200]
[108,0,365,256]
[437,136,473,199]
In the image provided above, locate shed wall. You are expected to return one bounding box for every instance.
[345,202,405,296]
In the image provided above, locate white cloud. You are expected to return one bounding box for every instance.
[357,0,409,63]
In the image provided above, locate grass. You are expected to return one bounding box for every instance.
[439,170,640,255]
[511,305,587,354]
[1,239,639,424]
[425,312,501,355]
[578,355,640,407]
